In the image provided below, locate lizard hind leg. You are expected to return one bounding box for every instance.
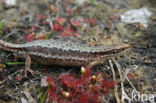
[87,58,105,69]
[25,54,37,77]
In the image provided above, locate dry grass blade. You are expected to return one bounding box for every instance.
[112,58,130,103]
[121,67,138,93]
[23,90,37,103]
[109,59,120,103]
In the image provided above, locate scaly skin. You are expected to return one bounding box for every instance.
[0,39,130,67]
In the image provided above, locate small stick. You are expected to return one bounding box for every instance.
[121,68,138,93]
[112,58,130,103]
[0,69,23,85]
[109,60,120,103]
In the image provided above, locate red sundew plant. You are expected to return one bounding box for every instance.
[44,67,115,103]
[61,24,79,36]
[52,17,81,36]
[41,21,50,25]
[127,72,137,79]
[88,18,96,25]
[25,33,47,42]
[57,18,67,25]
[37,14,47,20]
[25,25,51,42]
[53,17,66,32]
[53,23,64,32]
[25,33,36,42]
[71,20,82,27]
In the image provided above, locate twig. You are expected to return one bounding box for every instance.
[55,0,61,18]
[112,58,130,103]
[121,68,138,93]
[0,69,23,85]
[109,60,120,103]
[23,90,37,103]
[47,14,53,30]
[46,0,54,29]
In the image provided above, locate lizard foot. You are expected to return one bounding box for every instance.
[25,68,37,77]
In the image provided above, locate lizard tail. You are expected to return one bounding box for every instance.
[0,40,23,53]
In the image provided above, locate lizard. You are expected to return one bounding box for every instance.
[0,39,130,75]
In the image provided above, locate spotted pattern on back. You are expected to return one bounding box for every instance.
[23,40,128,53]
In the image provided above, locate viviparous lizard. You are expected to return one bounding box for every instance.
[0,39,130,68]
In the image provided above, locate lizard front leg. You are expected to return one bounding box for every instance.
[25,54,36,76]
